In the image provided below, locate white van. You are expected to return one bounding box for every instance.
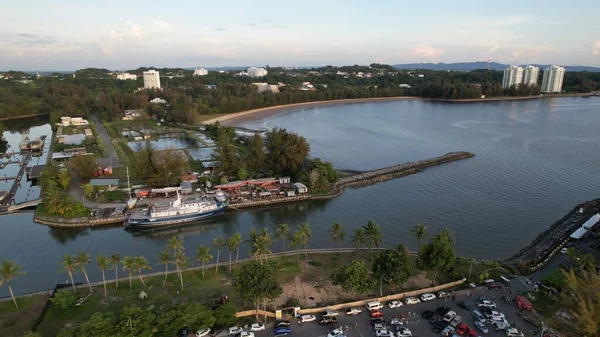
[367,301,383,311]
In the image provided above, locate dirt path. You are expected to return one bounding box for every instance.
[90,115,121,168]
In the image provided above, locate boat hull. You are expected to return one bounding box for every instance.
[125,206,226,229]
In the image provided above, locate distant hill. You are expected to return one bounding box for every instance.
[393,62,600,72]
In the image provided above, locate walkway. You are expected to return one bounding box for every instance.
[90,115,121,168]
[0,153,32,207]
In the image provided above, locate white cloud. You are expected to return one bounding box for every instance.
[593,40,600,56]
[151,19,170,31]
[411,44,444,59]
[486,45,500,54]
[492,16,529,27]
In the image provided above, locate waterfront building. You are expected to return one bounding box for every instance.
[541,65,565,93]
[193,68,208,76]
[116,73,138,80]
[143,70,161,89]
[502,65,524,89]
[247,67,268,78]
[522,65,540,86]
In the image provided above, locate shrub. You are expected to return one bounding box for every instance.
[50,289,77,311]
[284,297,300,307]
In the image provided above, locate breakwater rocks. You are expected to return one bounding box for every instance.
[506,199,600,269]
[34,208,125,228]
[231,151,474,210]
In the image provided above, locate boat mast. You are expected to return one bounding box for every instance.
[126,165,132,198]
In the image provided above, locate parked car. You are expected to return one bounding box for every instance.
[327,328,344,337]
[250,323,265,332]
[229,326,243,335]
[477,299,496,309]
[375,330,394,337]
[240,332,254,337]
[300,314,316,323]
[405,297,420,305]
[456,323,469,335]
[440,326,455,337]
[389,318,403,326]
[472,310,486,323]
[345,307,362,316]
[196,328,211,337]
[370,310,385,318]
[560,247,568,254]
[523,314,541,327]
[370,317,385,324]
[443,310,457,322]
[474,321,488,334]
[420,293,436,302]
[397,326,412,337]
[504,328,524,337]
[274,320,291,327]
[450,315,462,328]
[180,327,189,337]
[373,323,388,330]
[466,327,477,337]
[274,327,291,336]
[321,309,338,317]
[319,317,338,325]
[428,315,441,324]
[388,300,403,308]
[437,291,450,299]
[434,306,451,316]
[432,321,447,333]
[421,310,434,319]
[457,301,470,310]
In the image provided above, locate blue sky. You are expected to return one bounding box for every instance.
[1,0,599,70]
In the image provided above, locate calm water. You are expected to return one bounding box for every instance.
[1,97,600,297]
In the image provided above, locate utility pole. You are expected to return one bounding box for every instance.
[468,259,474,281]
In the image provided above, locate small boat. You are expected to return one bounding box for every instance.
[215,189,227,203]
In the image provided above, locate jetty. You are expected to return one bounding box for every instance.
[0,153,32,209]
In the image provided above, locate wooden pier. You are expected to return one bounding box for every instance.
[0,153,32,208]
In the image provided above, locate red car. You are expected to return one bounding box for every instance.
[456,323,469,335]
[466,327,477,337]
[369,310,384,318]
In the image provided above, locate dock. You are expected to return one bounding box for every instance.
[0,160,19,169]
[0,153,32,208]
[26,164,46,180]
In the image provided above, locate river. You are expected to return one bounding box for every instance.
[1,97,599,297]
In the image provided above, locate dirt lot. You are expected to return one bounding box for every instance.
[0,293,50,337]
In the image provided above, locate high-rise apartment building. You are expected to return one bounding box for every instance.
[193,68,208,76]
[143,70,161,89]
[541,65,565,93]
[247,67,268,78]
[502,65,524,89]
[522,65,540,86]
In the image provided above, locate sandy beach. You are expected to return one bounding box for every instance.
[201,96,421,125]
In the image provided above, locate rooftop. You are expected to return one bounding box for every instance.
[89,178,120,186]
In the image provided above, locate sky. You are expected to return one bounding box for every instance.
[1,0,600,70]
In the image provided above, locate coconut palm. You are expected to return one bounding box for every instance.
[411,224,428,249]
[276,223,290,254]
[96,254,109,300]
[122,256,136,291]
[329,222,346,252]
[289,231,303,262]
[157,250,171,287]
[252,228,273,264]
[227,236,236,274]
[298,222,312,256]
[110,254,120,290]
[364,220,382,259]
[351,227,369,258]
[61,255,77,293]
[44,189,66,215]
[0,261,26,308]
[195,245,212,279]
[212,236,225,274]
[167,235,184,256]
[75,251,92,293]
[437,228,455,245]
[175,251,188,290]
[134,256,151,287]
[231,233,242,267]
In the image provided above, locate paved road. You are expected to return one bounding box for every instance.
[90,114,121,168]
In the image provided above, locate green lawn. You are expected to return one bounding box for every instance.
[0,294,49,337]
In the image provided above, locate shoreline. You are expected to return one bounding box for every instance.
[426,93,593,103]
[0,112,49,121]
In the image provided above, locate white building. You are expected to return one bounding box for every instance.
[143,70,161,89]
[59,116,89,126]
[502,65,524,89]
[253,83,279,93]
[522,65,540,86]
[247,67,268,78]
[116,73,138,80]
[150,97,167,104]
[541,65,565,93]
[193,68,208,76]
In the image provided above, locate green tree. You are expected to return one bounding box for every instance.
[212,128,240,177]
[75,251,92,293]
[96,254,109,300]
[195,245,212,279]
[122,256,136,291]
[134,256,151,287]
[330,261,372,296]
[265,127,310,175]
[289,231,303,262]
[252,228,273,264]
[57,169,71,190]
[276,223,290,254]
[236,167,248,181]
[351,227,369,258]
[174,251,189,290]
[231,232,242,267]
[227,236,237,274]
[110,254,120,290]
[557,266,600,336]
[246,133,266,176]
[167,235,184,285]
[418,232,456,285]
[78,312,116,336]
[372,246,411,296]
[410,224,428,249]
[212,236,225,274]
[61,255,77,293]
[82,183,95,199]
[49,289,77,311]
[44,188,68,215]
[213,303,237,328]
[69,155,98,180]
[438,228,455,245]
[158,249,171,287]
[329,221,346,252]
[298,222,312,256]
[0,260,26,308]
[234,261,282,319]
[117,305,156,337]
[364,220,382,259]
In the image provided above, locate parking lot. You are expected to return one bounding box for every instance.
[246,285,540,337]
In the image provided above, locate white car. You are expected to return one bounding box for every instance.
[474,321,488,334]
[420,293,436,302]
[373,323,387,330]
[505,328,524,337]
[443,310,457,322]
[560,247,568,254]
[345,307,362,315]
[240,332,254,337]
[437,291,449,299]
[404,297,420,305]
[300,314,316,323]
[197,328,211,337]
[375,330,394,337]
[397,327,412,337]
[388,300,403,308]
[322,309,339,317]
[477,299,496,309]
[250,323,265,331]
[389,318,403,326]
[327,328,344,337]
[229,326,243,335]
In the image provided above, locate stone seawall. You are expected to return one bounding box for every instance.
[34,215,125,228]
[231,151,474,210]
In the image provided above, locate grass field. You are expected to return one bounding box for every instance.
[0,293,50,337]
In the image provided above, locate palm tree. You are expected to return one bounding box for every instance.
[329,222,346,252]
[96,254,109,300]
[437,228,455,244]
[351,228,368,258]
[252,228,273,264]
[227,236,236,274]
[61,255,77,293]
[167,235,185,256]
[157,250,171,287]
[0,261,25,308]
[75,251,92,293]
[195,245,212,279]
[212,236,225,274]
[411,224,428,249]
[364,220,382,259]
[134,256,151,287]
[110,254,120,290]
[298,222,312,256]
[231,233,242,267]
[289,231,303,262]
[276,223,290,254]
[175,251,188,290]
[44,189,66,215]
[122,256,136,291]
